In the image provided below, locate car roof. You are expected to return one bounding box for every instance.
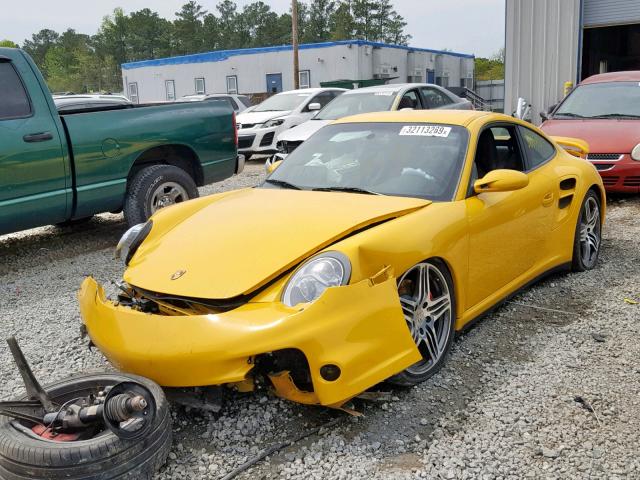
[341,83,441,95]
[54,95,130,105]
[332,109,498,127]
[581,71,640,84]
[277,87,346,94]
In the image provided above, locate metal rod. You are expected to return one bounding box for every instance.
[292,0,300,89]
[6,337,56,411]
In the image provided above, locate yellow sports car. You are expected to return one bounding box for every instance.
[79,111,604,408]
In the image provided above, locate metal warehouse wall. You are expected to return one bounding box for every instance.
[505,0,581,123]
[584,0,640,27]
[122,42,474,103]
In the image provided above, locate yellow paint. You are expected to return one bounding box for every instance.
[550,136,590,159]
[79,110,605,407]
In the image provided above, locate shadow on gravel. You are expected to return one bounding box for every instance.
[0,215,125,274]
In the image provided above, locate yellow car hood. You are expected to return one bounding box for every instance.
[125,188,430,299]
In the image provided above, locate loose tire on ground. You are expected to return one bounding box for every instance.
[388,259,456,387]
[571,190,602,272]
[0,373,172,480]
[124,164,198,227]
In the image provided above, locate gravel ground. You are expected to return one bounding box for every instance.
[1,164,638,479]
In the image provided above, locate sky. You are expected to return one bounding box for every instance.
[1,0,505,58]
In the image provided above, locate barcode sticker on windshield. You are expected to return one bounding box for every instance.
[399,125,451,137]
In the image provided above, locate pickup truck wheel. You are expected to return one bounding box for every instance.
[0,373,172,480]
[124,165,198,226]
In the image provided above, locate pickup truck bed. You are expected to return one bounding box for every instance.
[0,48,239,235]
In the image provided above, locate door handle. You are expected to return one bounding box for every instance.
[542,192,554,207]
[23,132,53,143]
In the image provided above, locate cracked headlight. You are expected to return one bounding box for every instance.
[115,221,152,265]
[282,252,351,307]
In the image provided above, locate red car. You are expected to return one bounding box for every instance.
[541,71,640,193]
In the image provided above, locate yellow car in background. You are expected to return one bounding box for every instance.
[79,111,604,408]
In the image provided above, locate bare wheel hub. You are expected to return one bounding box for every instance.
[579,196,600,268]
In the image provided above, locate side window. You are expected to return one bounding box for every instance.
[420,87,452,109]
[519,127,556,169]
[474,126,525,180]
[306,92,336,111]
[397,90,421,109]
[228,97,239,110]
[0,62,32,119]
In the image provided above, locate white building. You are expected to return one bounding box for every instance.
[121,40,475,104]
[505,0,640,121]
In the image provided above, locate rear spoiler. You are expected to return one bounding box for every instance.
[551,136,589,159]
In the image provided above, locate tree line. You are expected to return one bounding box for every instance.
[1,0,410,93]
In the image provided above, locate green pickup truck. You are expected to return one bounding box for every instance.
[0,48,240,235]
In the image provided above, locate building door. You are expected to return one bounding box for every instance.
[426,69,435,84]
[581,24,640,79]
[266,73,283,94]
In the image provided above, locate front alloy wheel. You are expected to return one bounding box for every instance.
[388,260,455,386]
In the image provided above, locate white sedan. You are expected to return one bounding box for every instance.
[270,83,472,167]
[236,88,345,160]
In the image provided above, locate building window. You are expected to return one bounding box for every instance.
[299,70,311,89]
[226,75,238,94]
[128,82,139,104]
[195,77,205,95]
[461,76,474,89]
[435,73,450,88]
[165,80,175,101]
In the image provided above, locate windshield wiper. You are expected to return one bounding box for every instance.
[264,179,302,190]
[553,112,587,119]
[312,186,381,195]
[588,113,640,119]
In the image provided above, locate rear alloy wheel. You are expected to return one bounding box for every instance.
[572,191,602,272]
[388,260,455,386]
[124,164,198,227]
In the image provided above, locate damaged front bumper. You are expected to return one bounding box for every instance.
[78,269,420,407]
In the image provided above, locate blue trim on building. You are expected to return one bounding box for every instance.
[121,39,475,70]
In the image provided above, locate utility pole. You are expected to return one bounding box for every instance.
[292,0,300,89]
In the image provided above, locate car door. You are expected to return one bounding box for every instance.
[396,89,423,110]
[419,87,453,110]
[464,123,556,309]
[0,57,69,234]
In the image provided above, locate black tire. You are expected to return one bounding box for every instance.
[124,164,198,227]
[0,373,172,480]
[571,190,602,272]
[387,259,456,387]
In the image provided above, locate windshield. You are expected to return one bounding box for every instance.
[264,123,469,201]
[315,91,398,120]
[254,92,311,112]
[554,82,640,119]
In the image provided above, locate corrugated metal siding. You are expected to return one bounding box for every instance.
[505,0,581,123]
[584,0,640,27]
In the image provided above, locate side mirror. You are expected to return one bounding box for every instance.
[540,111,549,122]
[474,169,529,194]
[308,102,321,111]
[267,160,283,174]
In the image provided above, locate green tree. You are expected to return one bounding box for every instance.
[475,49,504,81]
[304,0,336,43]
[0,39,19,48]
[216,0,240,49]
[330,1,354,40]
[22,29,59,77]
[127,9,173,60]
[173,1,207,54]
